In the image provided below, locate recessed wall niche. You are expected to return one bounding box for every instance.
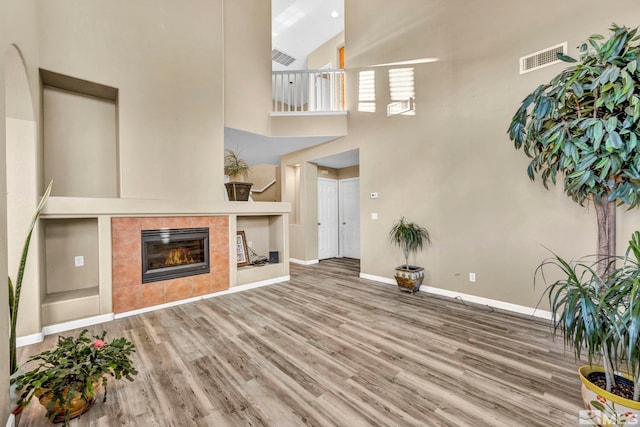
[41,69,119,197]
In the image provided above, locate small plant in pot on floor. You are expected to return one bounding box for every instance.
[12,329,138,426]
[389,217,431,293]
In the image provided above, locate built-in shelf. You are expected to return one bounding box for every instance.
[234,213,288,286]
[43,286,99,304]
[236,262,287,286]
[42,217,101,325]
[42,287,100,326]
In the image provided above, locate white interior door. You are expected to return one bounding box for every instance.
[318,178,339,259]
[339,178,360,259]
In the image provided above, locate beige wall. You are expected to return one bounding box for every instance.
[338,165,359,180]
[44,219,99,294]
[224,0,272,136]
[308,32,345,69]
[272,115,347,137]
[345,0,640,309]
[0,41,8,427]
[38,0,225,201]
[43,88,118,197]
[247,163,280,202]
[2,0,41,419]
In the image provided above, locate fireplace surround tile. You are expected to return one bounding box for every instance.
[112,216,229,313]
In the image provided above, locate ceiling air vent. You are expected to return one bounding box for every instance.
[272,49,296,66]
[519,42,567,74]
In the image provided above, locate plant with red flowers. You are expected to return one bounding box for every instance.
[12,329,137,425]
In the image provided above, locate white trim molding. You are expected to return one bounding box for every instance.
[290,258,319,265]
[42,314,115,337]
[16,313,115,347]
[116,276,290,319]
[360,273,552,320]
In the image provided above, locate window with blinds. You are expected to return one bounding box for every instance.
[387,68,415,116]
[358,70,376,113]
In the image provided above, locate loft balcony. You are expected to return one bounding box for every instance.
[270,68,347,137]
[271,69,347,116]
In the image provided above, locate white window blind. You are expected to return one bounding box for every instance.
[358,70,376,113]
[388,68,415,116]
[389,68,415,101]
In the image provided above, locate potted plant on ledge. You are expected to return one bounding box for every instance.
[389,217,431,293]
[224,149,253,201]
[12,329,138,426]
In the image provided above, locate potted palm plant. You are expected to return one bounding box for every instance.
[389,217,431,293]
[12,329,138,426]
[224,149,253,201]
[538,232,640,425]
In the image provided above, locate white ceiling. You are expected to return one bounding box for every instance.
[225,128,343,166]
[271,0,345,70]
[224,0,354,170]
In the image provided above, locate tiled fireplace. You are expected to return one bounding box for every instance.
[111,216,229,313]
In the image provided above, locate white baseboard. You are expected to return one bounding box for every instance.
[359,272,552,320]
[17,313,116,346]
[16,331,45,348]
[114,296,203,319]
[208,276,290,297]
[42,313,115,336]
[359,272,396,285]
[290,258,319,265]
[115,276,290,319]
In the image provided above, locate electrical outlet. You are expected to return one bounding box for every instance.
[371,212,378,220]
[248,240,253,248]
[74,256,84,267]
[469,272,476,282]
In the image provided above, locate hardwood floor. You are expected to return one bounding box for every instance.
[17,258,584,426]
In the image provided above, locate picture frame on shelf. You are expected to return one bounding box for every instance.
[236,231,250,267]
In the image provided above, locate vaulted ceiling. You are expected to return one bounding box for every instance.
[225,0,353,170]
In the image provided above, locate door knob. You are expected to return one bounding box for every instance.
[317,222,321,225]
[342,222,346,225]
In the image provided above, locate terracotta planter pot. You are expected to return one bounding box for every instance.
[35,382,99,423]
[579,365,640,426]
[393,265,424,293]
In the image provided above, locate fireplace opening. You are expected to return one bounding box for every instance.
[141,228,210,283]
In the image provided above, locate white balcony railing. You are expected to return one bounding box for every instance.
[272,69,346,114]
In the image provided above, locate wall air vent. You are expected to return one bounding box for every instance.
[519,42,568,74]
[272,49,296,66]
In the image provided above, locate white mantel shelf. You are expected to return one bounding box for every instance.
[41,196,291,217]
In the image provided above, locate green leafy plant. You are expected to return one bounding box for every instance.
[12,329,138,425]
[388,217,431,269]
[508,24,640,278]
[224,149,250,180]
[538,231,640,400]
[9,180,53,376]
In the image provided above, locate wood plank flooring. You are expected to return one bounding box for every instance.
[16,258,584,426]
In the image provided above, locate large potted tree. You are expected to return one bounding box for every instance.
[224,149,253,201]
[389,217,431,293]
[508,23,640,420]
